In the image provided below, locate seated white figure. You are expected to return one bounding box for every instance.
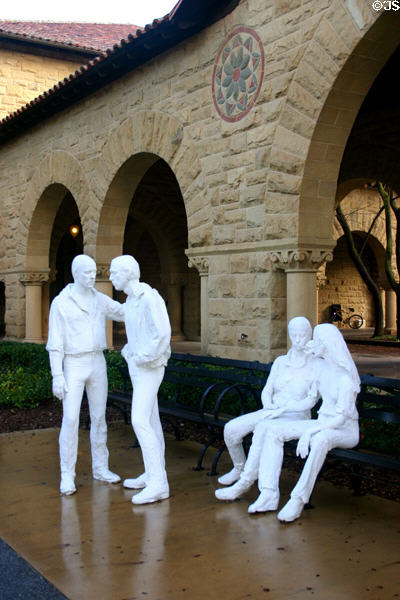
[216,316,319,489]
[218,323,360,522]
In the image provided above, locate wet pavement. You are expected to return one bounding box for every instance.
[1,424,400,600]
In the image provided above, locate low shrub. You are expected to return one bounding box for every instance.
[0,366,52,409]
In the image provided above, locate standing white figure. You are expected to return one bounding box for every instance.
[109,255,171,504]
[221,323,360,522]
[216,317,319,492]
[46,255,124,495]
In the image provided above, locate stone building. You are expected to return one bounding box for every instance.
[0,0,399,360]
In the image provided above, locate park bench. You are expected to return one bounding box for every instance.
[106,354,400,492]
[324,373,400,495]
[107,352,271,474]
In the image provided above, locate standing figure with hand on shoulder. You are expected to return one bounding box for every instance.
[109,255,171,505]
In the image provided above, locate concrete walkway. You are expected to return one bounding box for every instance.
[1,424,399,600]
[172,337,400,379]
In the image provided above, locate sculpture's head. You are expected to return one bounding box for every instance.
[313,323,360,391]
[287,316,312,351]
[109,255,140,292]
[71,255,96,289]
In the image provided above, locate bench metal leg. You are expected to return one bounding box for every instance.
[207,445,226,476]
[193,439,216,471]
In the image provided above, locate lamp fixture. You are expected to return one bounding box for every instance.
[69,224,80,238]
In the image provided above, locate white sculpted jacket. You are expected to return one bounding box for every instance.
[122,282,171,369]
[46,284,124,373]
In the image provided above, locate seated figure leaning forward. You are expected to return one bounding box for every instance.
[46,255,125,495]
[217,323,360,523]
[216,316,319,492]
[109,255,171,505]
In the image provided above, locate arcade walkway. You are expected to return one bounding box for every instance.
[0,424,399,599]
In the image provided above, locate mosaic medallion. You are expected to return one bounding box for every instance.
[212,27,264,123]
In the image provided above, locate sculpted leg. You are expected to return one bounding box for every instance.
[215,417,268,500]
[247,427,284,512]
[278,425,359,522]
[128,364,169,504]
[218,411,264,485]
[86,354,120,483]
[59,362,85,495]
[249,420,311,513]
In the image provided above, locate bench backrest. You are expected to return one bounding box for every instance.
[358,374,400,425]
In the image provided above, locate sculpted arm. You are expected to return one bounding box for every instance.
[268,380,320,419]
[296,378,355,458]
[260,361,278,408]
[104,295,125,322]
[46,301,68,400]
[136,291,171,366]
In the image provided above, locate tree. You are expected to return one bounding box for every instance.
[336,203,384,337]
[377,182,400,339]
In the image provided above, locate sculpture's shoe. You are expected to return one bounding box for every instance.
[60,474,76,495]
[215,478,252,501]
[123,473,147,489]
[248,489,279,514]
[93,469,121,484]
[131,485,169,505]
[277,497,304,522]
[217,467,243,486]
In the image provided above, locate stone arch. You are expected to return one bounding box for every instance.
[23,150,93,271]
[91,110,206,262]
[267,5,399,247]
[318,182,392,327]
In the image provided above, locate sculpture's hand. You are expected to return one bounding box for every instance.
[52,375,68,400]
[296,432,311,459]
[262,407,285,420]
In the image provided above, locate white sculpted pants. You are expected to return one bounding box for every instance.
[59,352,109,477]
[230,412,307,485]
[128,362,167,488]
[223,409,266,469]
[257,418,359,502]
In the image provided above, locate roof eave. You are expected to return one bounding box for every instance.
[0,0,240,145]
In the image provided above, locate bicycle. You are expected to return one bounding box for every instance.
[329,305,364,329]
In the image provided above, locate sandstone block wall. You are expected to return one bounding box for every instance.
[0,49,83,119]
[0,0,391,358]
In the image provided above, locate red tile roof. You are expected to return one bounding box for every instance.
[0,0,240,142]
[0,21,142,52]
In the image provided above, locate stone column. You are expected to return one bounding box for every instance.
[42,268,56,341]
[187,256,209,354]
[385,289,396,334]
[20,272,49,343]
[96,265,114,349]
[316,267,328,324]
[168,281,185,341]
[270,249,333,344]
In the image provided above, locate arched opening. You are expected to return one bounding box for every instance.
[25,184,83,342]
[318,232,384,328]
[298,11,400,247]
[49,192,83,303]
[98,153,200,347]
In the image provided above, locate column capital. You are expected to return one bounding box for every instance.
[269,248,333,272]
[20,271,49,285]
[187,256,209,276]
[96,264,110,280]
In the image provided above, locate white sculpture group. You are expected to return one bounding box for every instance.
[47,254,171,504]
[216,317,360,522]
[47,255,360,519]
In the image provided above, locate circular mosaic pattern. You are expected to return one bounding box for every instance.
[212,27,264,123]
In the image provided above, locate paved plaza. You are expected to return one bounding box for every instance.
[1,423,399,600]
